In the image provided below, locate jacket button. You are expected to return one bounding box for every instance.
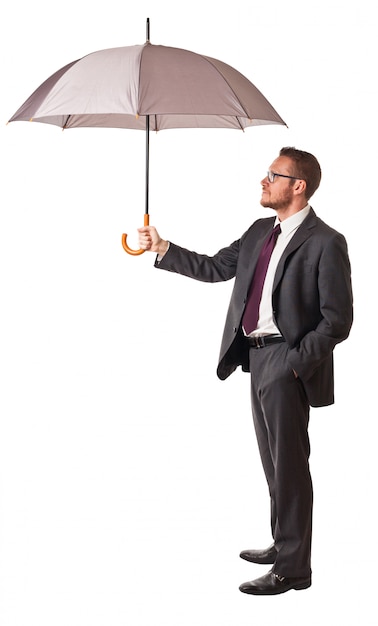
[233,327,237,333]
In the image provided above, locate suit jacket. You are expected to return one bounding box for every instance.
[156,208,353,407]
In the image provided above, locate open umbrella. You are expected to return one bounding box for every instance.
[8,19,286,255]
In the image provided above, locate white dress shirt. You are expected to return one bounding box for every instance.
[247,205,311,337]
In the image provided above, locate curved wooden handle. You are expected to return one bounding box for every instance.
[122,214,150,255]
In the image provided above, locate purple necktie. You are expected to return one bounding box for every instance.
[242,224,281,335]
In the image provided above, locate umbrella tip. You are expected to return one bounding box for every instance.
[146,17,150,42]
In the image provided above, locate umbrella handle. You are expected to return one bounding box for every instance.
[122,214,149,255]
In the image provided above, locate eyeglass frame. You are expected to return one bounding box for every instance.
[267,170,301,183]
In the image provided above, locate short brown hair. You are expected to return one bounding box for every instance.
[279,147,321,200]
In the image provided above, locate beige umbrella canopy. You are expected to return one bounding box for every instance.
[9,19,286,254]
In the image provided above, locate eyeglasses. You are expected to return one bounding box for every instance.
[267,170,300,183]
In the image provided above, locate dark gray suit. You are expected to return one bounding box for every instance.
[156,207,353,576]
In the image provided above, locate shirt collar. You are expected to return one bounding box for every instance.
[275,204,311,237]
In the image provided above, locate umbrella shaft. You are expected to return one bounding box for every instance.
[145,18,150,216]
[145,114,150,215]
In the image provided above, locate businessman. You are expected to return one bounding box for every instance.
[138,147,353,595]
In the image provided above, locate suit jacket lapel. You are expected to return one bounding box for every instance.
[242,219,275,290]
[273,208,317,292]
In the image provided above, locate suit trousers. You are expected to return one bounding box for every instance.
[249,341,313,578]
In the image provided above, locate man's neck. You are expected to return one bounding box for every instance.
[275,202,309,222]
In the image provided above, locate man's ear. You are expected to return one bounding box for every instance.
[293,179,306,195]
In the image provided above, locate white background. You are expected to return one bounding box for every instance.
[0,1,376,624]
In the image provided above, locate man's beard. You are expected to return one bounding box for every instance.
[260,186,294,211]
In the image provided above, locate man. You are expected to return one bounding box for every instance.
[138,147,353,595]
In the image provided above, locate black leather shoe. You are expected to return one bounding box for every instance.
[239,569,311,595]
[239,543,276,564]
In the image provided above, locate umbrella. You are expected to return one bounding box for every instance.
[8,19,286,255]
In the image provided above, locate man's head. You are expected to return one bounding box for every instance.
[278,147,321,200]
[261,147,322,216]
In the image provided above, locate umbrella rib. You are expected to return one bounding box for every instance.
[201,55,250,120]
[236,116,245,131]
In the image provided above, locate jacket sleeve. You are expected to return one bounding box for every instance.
[286,232,353,381]
[154,239,241,283]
